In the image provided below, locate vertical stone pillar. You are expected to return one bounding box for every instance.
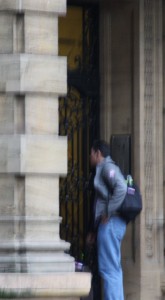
[0,0,75,273]
[135,0,164,298]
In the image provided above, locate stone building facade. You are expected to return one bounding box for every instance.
[100,0,165,299]
[0,0,164,300]
[0,0,91,299]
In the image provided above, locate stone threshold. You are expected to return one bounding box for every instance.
[0,273,91,299]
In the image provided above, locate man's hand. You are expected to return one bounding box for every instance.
[86,232,96,246]
[101,215,109,224]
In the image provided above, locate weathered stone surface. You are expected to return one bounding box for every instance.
[25,14,58,55]
[0,273,91,297]
[25,96,59,134]
[0,252,75,273]
[0,13,58,55]
[0,135,67,175]
[0,54,67,95]
[0,13,13,54]
[100,1,164,299]
[0,94,59,135]
[0,0,66,15]
[0,95,15,134]
[0,0,89,291]
[25,176,59,216]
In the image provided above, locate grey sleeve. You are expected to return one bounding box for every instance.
[102,165,127,216]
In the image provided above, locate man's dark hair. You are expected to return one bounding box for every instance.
[92,140,110,157]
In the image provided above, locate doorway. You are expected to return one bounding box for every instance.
[59,3,100,264]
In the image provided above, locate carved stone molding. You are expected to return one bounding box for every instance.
[142,0,163,259]
[143,0,154,257]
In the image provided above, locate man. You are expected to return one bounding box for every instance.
[89,140,127,300]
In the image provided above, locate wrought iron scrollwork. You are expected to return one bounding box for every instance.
[59,5,99,262]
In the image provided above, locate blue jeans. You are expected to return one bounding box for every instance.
[97,216,126,300]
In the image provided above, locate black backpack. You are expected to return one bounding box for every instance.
[118,175,142,223]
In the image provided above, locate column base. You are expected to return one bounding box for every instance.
[0,273,91,299]
[0,240,75,273]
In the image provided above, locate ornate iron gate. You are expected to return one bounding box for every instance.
[59,4,99,262]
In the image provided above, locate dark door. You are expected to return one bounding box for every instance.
[59,4,100,263]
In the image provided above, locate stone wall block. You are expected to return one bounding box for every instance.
[25,176,59,216]
[0,94,59,135]
[0,95,15,134]
[0,54,67,95]
[0,94,25,134]
[25,220,60,241]
[0,13,13,53]
[0,136,21,173]
[0,135,67,175]
[0,12,59,55]
[21,135,67,174]
[0,0,66,15]
[0,174,25,241]
[25,14,58,55]
[25,96,59,135]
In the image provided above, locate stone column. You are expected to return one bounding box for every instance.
[134,0,164,299]
[0,1,91,299]
[0,0,75,273]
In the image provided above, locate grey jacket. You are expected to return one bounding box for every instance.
[94,156,127,221]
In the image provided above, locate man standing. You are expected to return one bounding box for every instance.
[90,140,127,300]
